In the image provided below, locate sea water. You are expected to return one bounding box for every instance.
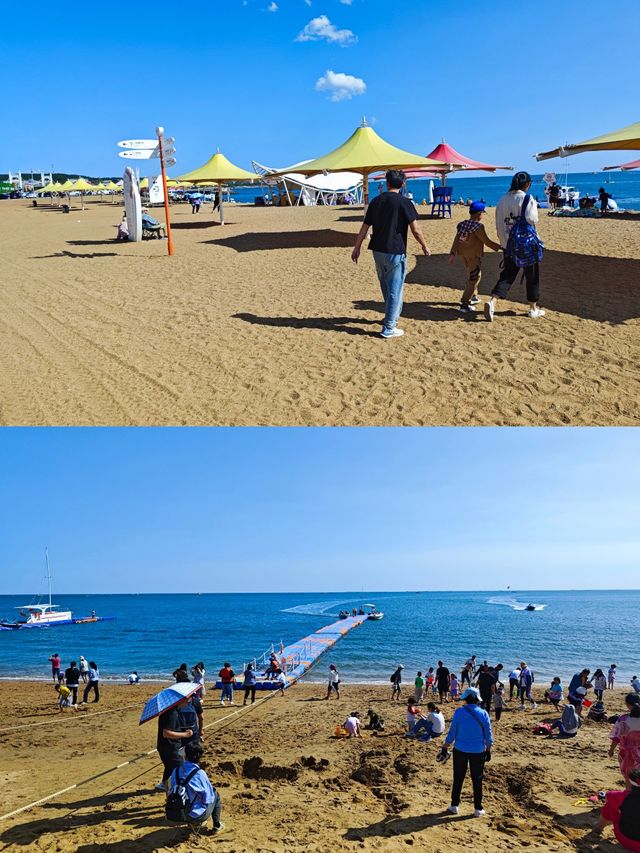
[1,591,638,685]
[228,171,640,211]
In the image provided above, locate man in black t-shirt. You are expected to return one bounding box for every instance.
[352,169,430,338]
[65,661,81,706]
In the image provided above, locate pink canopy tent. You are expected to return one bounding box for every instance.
[603,158,640,171]
[398,140,512,185]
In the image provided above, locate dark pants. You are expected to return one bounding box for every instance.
[195,792,222,828]
[451,748,485,810]
[52,667,60,682]
[83,680,99,703]
[595,689,604,701]
[491,253,540,304]
[67,685,78,704]
[461,672,470,687]
[495,706,503,722]
[161,752,184,783]
[244,686,256,705]
[480,691,492,714]
[509,678,519,699]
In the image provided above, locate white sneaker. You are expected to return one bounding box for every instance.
[220,700,225,705]
[484,301,495,322]
[532,703,538,710]
[229,701,234,705]
[527,308,545,318]
[447,805,458,815]
[474,809,486,818]
[469,295,481,306]
[519,704,525,710]
[380,328,404,339]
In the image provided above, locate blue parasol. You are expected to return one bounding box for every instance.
[139,681,200,725]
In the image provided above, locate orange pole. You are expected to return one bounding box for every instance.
[156,126,174,257]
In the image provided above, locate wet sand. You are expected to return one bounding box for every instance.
[0,199,639,426]
[0,680,631,851]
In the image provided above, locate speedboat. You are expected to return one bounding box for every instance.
[525,604,536,611]
[364,603,384,621]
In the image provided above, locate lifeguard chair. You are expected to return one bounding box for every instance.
[431,186,452,218]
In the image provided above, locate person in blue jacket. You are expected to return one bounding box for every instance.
[438,687,493,818]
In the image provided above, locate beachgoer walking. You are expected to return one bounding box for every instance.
[598,187,611,214]
[476,664,496,714]
[213,191,220,212]
[518,662,537,710]
[81,661,100,704]
[508,667,521,701]
[218,663,235,706]
[351,169,431,338]
[49,653,61,683]
[173,663,190,684]
[608,665,617,691]
[598,768,640,850]
[276,669,287,696]
[166,743,225,835]
[493,686,505,722]
[449,200,501,313]
[326,664,340,699]
[484,171,544,322]
[79,656,89,684]
[155,696,193,792]
[594,669,607,701]
[464,656,477,679]
[568,669,592,714]
[65,660,81,707]
[609,694,640,789]
[449,674,460,702]
[191,662,206,697]
[390,665,404,700]
[436,661,450,703]
[414,671,425,702]
[440,687,493,818]
[243,663,257,705]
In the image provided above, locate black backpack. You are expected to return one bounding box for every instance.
[165,766,200,823]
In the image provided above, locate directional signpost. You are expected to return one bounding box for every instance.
[117,130,176,256]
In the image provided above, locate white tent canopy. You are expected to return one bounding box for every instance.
[253,160,362,206]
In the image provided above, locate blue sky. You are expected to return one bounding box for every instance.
[1,0,638,177]
[0,428,638,593]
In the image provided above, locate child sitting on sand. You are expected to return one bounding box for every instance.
[545,677,564,708]
[366,709,385,731]
[344,712,362,738]
[406,699,422,731]
[449,200,501,314]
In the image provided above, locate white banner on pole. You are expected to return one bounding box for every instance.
[149,175,165,205]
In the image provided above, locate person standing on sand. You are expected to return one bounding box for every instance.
[49,653,61,683]
[326,664,340,700]
[436,661,450,703]
[508,667,521,701]
[439,687,493,818]
[81,661,100,704]
[351,169,431,339]
[243,663,257,706]
[484,171,545,322]
[218,663,235,706]
[65,660,81,707]
[79,656,89,684]
[608,665,617,691]
[173,663,190,684]
[390,665,404,700]
[476,664,497,715]
[448,200,501,314]
[518,662,537,710]
[414,671,425,702]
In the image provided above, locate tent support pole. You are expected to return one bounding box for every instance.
[362,169,369,211]
[219,181,224,225]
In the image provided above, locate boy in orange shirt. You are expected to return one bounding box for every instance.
[449,201,501,313]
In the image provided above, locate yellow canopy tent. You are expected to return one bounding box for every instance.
[536,120,640,160]
[272,118,446,205]
[68,178,96,209]
[105,181,122,191]
[178,150,258,223]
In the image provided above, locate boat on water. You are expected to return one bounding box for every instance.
[525,604,536,611]
[364,603,384,621]
[0,550,114,630]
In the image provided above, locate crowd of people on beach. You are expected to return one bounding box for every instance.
[352,168,545,338]
[48,652,100,710]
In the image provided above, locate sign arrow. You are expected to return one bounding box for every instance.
[117,139,157,149]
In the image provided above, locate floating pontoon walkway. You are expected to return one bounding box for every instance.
[215,614,368,691]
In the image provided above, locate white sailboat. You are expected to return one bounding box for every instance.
[1,550,73,628]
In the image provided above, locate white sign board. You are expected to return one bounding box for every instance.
[118,139,157,149]
[119,149,155,160]
[149,175,165,205]
[163,157,177,168]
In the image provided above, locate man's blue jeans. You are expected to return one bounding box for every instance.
[221,683,233,702]
[373,251,407,334]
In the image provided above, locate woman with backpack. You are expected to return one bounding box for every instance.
[484,171,545,322]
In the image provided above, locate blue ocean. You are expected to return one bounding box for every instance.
[1,591,637,686]
[228,170,640,211]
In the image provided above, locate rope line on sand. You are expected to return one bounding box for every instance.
[0,701,144,732]
[0,693,274,823]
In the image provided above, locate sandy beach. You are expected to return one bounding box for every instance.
[0,199,638,426]
[0,680,632,852]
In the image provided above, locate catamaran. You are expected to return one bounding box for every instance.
[0,550,113,630]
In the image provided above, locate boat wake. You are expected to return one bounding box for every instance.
[487,597,546,612]
[282,599,358,617]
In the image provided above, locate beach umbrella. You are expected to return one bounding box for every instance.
[139,681,200,725]
[68,178,96,210]
[403,140,512,186]
[271,118,446,206]
[603,158,640,171]
[178,150,258,224]
[536,120,640,161]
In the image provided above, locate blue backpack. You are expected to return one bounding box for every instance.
[505,193,544,267]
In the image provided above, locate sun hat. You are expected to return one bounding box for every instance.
[469,200,486,214]
[460,687,481,701]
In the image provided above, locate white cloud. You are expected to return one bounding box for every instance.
[268,1,278,10]
[296,15,357,46]
[315,69,366,102]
